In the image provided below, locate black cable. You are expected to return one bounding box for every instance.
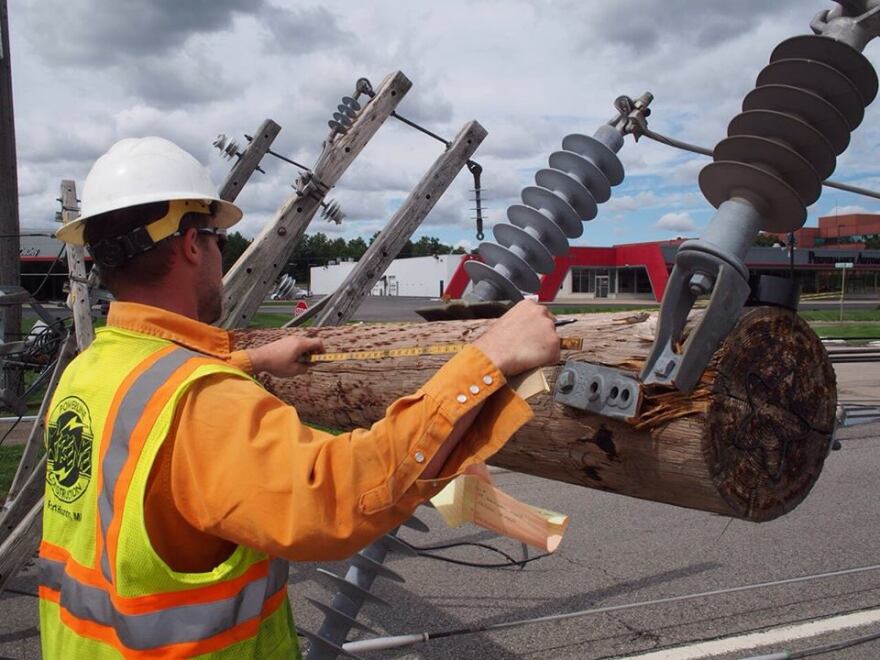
[0,414,23,450]
[416,550,551,570]
[408,540,552,570]
[29,244,67,300]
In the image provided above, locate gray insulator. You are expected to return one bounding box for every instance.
[305,517,428,660]
[337,103,357,119]
[341,96,361,112]
[332,112,353,128]
[699,34,877,233]
[321,199,345,224]
[328,119,348,135]
[465,129,625,302]
[212,134,240,160]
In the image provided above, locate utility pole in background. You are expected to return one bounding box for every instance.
[0,0,21,393]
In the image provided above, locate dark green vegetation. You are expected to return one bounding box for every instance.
[0,444,24,501]
[223,231,466,285]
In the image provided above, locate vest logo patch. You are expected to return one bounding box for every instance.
[46,396,94,503]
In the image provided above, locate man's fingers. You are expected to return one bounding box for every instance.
[300,338,325,354]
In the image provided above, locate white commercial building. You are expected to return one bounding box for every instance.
[310,255,463,297]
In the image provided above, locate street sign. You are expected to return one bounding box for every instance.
[293,300,309,318]
[835,262,854,269]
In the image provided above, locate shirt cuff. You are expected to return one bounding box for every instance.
[420,344,507,424]
[227,350,253,374]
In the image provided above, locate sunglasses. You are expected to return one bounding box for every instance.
[193,227,228,252]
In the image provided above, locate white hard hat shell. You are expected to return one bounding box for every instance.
[56,136,242,245]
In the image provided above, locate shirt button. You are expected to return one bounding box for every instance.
[414,451,425,463]
[483,375,494,385]
[456,394,467,404]
[469,384,480,395]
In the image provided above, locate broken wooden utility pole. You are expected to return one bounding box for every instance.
[315,120,487,327]
[59,180,93,351]
[217,119,281,203]
[235,306,837,523]
[220,71,412,329]
[0,0,21,393]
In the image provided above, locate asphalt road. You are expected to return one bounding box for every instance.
[3,312,880,658]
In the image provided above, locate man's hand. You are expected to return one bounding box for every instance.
[246,335,325,378]
[472,300,560,377]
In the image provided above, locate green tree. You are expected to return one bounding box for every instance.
[345,237,368,259]
[753,232,781,247]
[221,231,251,274]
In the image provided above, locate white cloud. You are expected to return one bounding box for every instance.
[454,239,474,252]
[7,0,880,250]
[656,212,697,232]
[825,205,879,216]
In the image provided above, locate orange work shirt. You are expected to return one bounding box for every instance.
[105,303,534,572]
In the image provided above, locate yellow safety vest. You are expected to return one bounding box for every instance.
[39,325,298,658]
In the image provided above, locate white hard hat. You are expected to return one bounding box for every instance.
[56,136,242,245]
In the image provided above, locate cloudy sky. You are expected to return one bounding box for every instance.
[8,0,880,252]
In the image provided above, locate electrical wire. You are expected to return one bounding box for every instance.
[637,126,880,202]
[408,540,551,570]
[0,414,23,450]
[28,244,67,300]
[342,562,880,654]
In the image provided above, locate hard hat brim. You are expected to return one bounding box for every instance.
[56,195,243,246]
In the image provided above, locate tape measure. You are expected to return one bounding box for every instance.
[304,337,583,363]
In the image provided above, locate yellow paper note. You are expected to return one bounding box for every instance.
[431,473,569,552]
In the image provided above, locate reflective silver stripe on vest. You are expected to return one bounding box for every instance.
[98,348,195,581]
[40,557,289,650]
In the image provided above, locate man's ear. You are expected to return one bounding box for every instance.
[179,227,202,267]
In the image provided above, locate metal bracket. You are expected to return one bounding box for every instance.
[553,361,641,422]
[641,250,752,393]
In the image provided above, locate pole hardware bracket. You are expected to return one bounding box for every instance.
[553,361,642,422]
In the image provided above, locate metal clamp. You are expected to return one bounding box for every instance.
[554,362,641,422]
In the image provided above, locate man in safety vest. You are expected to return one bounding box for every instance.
[41,136,560,658]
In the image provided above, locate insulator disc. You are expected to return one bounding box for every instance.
[507,204,570,256]
[771,35,878,105]
[401,515,430,532]
[333,112,353,127]
[548,150,611,203]
[728,110,836,181]
[561,134,624,186]
[337,103,357,119]
[379,533,418,557]
[535,168,598,221]
[521,186,582,238]
[478,242,541,293]
[700,161,806,232]
[342,96,361,111]
[757,59,865,130]
[314,569,390,607]
[494,223,556,274]
[464,260,524,301]
[328,120,348,134]
[350,554,405,583]
[743,84,850,155]
[304,598,378,634]
[714,135,822,206]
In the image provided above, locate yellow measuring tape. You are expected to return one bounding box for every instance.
[304,337,583,363]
